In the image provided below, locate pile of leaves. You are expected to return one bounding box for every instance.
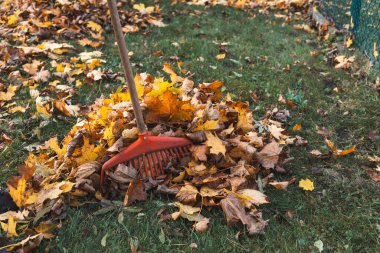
[0,0,164,117]
[0,64,300,251]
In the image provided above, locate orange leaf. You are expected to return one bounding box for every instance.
[145,91,194,123]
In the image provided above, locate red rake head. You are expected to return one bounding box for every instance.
[100,132,192,192]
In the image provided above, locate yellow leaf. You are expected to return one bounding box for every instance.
[195,120,219,131]
[87,21,102,32]
[346,38,353,48]
[7,15,18,25]
[0,85,18,101]
[8,106,26,113]
[48,137,66,158]
[1,215,17,237]
[103,122,115,146]
[8,178,27,208]
[205,132,226,156]
[299,178,314,191]
[216,53,225,60]
[146,81,173,97]
[172,171,186,183]
[56,63,65,72]
[34,222,57,233]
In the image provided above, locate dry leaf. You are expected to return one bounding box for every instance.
[256,141,282,169]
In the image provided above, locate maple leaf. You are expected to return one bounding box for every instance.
[235,189,269,207]
[48,137,66,159]
[256,141,282,169]
[7,177,36,208]
[35,181,75,206]
[0,215,17,237]
[176,184,199,206]
[299,178,314,191]
[0,85,18,101]
[205,132,226,156]
[194,120,219,131]
[22,60,42,75]
[189,145,208,161]
[145,91,194,123]
[220,194,267,235]
[123,180,147,206]
[268,124,285,140]
[87,21,103,32]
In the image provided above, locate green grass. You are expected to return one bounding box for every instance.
[1,2,379,252]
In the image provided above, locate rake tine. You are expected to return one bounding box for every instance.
[160,151,168,163]
[138,156,146,178]
[133,158,138,170]
[178,147,185,157]
[169,149,176,160]
[143,155,151,177]
[152,152,163,175]
[155,152,164,174]
[147,154,155,177]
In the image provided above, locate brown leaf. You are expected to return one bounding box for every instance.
[74,161,100,179]
[194,218,210,233]
[220,194,267,234]
[123,180,147,206]
[190,145,208,161]
[176,184,199,206]
[256,141,283,169]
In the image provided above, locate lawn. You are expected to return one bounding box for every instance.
[1,1,379,252]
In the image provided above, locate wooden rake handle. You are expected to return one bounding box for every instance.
[107,0,147,133]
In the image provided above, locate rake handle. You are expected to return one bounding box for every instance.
[107,0,147,133]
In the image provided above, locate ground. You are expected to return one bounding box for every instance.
[0,2,379,252]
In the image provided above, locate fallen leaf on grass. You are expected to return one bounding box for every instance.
[299,178,314,191]
[194,218,210,233]
[269,177,296,190]
[220,194,267,235]
[123,180,147,206]
[216,53,226,60]
[325,139,356,156]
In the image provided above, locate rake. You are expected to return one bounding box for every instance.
[100,0,193,191]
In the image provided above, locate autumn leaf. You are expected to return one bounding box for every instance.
[220,194,267,235]
[145,91,194,123]
[87,21,102,32]
[256,141,282,169]
[48,137,66,159]
[292,124,302,131]
[216,53,225,59]
[123,180,147,206]
[194,120,219,131]
[299,178,314,191]
[176,184,199,206]
[36,181,75,206]
[325,139,356,156]
[205,132,226,156]
[269,177,296,190]
[235,189,269,207]
[194,218,210,233]
[0,215,17,237]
